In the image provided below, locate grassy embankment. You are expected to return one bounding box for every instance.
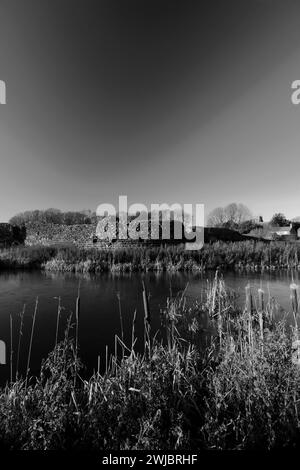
[1,274,300,450]
[0,240,300,273]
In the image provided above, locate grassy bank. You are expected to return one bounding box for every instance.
[1,240,300,272]
[1,275,300,450]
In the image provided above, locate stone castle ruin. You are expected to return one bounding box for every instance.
[24,218,188,250]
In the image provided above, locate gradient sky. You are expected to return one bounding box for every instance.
[1,0,300,222]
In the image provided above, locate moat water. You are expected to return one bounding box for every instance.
[0,269,299,384]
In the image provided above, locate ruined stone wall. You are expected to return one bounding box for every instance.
[25,223,97,248]
[24,222,184,250]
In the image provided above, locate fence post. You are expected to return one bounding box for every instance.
[290,283,299,316]
[258,288,264,313]
[245,284,254,349]
[245,283,253,315]
[258,288,264,342]
[142,280,151,326]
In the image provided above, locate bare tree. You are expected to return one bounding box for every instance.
[226,203,252,225]
[207,207,226,227]
[207,203,252,228]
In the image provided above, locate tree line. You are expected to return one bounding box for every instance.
[207,203,260,233]
[9,206,294,231]
[207,203,294,233]
[9,209,97,226]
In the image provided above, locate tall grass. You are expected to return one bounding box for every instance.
[1,274,300,449]
[1,240,300,272]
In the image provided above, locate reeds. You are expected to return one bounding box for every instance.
[16,304,25,379]
[142,280,151,355]
[2,240,300,273]
[9,315,13,384]
[116,291,124,356]
[55,296,61,349]
[1,275,300,450]
[25,297,38,387]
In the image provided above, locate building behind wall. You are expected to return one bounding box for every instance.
[266,222,300,241]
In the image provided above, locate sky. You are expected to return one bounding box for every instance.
[1,0,300,223]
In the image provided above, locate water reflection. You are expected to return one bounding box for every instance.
[0,269,298,384]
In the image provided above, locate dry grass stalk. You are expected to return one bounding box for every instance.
[25,297,39,387]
